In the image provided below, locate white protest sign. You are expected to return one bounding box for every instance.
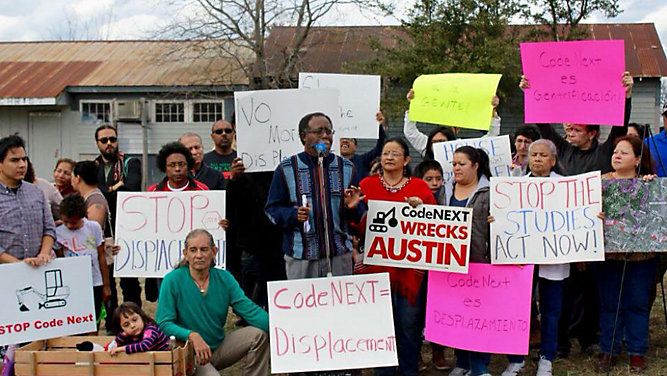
[0,258,96,346]
[268,273,397,373]
[433,135,512,180]
[490,172,604,264]
[299,72,381,139]
[114,191,226,277]
[363,200,472,273]
[235,88,340,173]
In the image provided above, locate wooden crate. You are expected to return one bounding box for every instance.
[14,336,195,376]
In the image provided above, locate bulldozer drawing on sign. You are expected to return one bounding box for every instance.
[16,269,70,312]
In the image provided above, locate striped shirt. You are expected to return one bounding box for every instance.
[116,322,170,354]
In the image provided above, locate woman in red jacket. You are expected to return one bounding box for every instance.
[351,137,436,376]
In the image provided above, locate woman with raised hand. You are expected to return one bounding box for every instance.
[596,135,657,373]
[348,137,436,376]
[403,89,500,160]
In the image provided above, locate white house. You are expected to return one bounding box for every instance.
[0,40,250,184]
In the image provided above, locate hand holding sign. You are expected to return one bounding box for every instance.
[364,201,473,273]
[490,172,604,264]
[235,89,340,172]
[299,73,381,138]
[408,73,502,130]
[114,191,226,277]
[425,264,534,355]
[520,40,626,125]
[268,274,397,373]
[0,258,96,346]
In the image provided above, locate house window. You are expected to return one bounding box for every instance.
[193,102,224,123]
[155,102,185,123]
[81,102,112,122]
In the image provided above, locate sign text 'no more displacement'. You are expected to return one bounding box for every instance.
[235,88,340,173]
[490,172,604,264]
[364,201,473,273]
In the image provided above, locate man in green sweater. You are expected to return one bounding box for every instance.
[157,229,269,376]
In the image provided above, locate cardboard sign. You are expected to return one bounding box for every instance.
[520,40,626,125]
[602,178,667,252]
[268,273,397,373]
[363,200,472,273]
[433,135,512,180]
[425,263,534,355]
[408,73,502,130]
[0,258,96,346]
[114,191,226,277]
[235,88,340,173]
[299,73,381,139]
[490,172,604,264]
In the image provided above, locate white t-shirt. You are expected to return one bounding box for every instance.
[56,218,104,286]
[526,172,570,281]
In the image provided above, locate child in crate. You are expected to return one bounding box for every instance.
[55,194,111,328]
[108,302,170,355]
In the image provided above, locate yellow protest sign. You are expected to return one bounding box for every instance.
[408,73,502,130]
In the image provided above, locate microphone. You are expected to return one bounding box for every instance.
[314,142,327,157]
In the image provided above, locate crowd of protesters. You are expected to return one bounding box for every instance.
[1,71,667,376]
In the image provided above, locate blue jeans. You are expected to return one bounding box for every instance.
[507,354,524,364]
[539,277,564,361]
[595,258,657,356]
[454,349,491,376]
[374,289,424,376]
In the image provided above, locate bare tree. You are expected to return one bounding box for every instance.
[161,0,390,89]
[47,5,117,40]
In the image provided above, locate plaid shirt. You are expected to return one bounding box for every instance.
[0,181,56,260]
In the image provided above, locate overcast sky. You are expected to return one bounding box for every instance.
[0,0,664,50]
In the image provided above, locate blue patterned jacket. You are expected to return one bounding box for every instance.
[265,152,360,260]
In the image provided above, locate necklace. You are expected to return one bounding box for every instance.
[612,171,636,179]
[192,273,210,294]
[380,175,410,193]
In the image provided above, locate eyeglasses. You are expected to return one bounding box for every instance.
[382,151,404,158]
[305,127,335,135]
[212,128,234,135]
[97,137,118,144]
[166,161,187,168]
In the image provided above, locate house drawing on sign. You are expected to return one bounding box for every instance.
[16,269,70,312]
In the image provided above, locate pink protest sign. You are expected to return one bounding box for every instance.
[425,263,534,355]
[520,40,625,126]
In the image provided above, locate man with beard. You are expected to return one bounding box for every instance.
[93,124,143,320]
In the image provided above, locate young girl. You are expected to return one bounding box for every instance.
[109,302,170,355]
[56,194,110,327]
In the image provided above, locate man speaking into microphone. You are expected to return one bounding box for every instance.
[266,112,362,280]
